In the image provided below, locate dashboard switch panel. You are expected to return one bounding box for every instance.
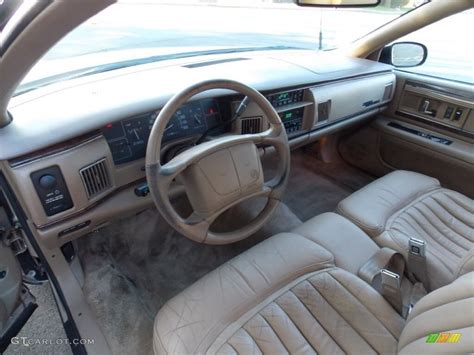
[31,166,73,216]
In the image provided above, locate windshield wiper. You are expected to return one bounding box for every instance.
[15,45,300,96]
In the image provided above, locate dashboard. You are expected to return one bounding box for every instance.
[1,50,398,249]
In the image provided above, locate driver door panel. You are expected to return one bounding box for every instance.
[0,204,37,353]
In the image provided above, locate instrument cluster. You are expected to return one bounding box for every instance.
[102,99,221,164]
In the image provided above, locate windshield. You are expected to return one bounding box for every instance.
[16,0,425,94]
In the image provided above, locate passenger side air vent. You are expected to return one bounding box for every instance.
[317,100,331,122]
[241,117,262,134]
[80,159,111,199]
[383,83,394,101]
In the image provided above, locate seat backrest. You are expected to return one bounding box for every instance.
[398,272,474,354]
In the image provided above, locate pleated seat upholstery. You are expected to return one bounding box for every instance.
[217,268,404,355]
[153,232,474,354]
[337,170,474,289]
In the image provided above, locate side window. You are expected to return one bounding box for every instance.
[396,9,473,84]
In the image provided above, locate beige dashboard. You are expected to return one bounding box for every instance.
[0,52,398,249]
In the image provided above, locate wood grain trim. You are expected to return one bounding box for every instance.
[395,110,474,139]
[9,131,102,168]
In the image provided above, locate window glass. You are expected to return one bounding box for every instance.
[17,0,425,94]
[396,9,474,84]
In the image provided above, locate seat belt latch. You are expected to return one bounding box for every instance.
[409,238,426,257]
[380,269,401,290]
[408,237,430,292]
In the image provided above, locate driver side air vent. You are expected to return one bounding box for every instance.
[241,117,262,134]
[80,159,111,199]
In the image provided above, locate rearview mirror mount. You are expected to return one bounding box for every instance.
[296,0,380,7]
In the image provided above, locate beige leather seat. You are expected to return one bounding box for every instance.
[337,170,474,290]
[153,232,474,354]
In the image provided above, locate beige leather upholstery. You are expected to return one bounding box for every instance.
[154,229,474,354]
[153,233,334,354]
[154,232,406,354]
[212,268,404,355]
[398,272,474,354]
[337,170,474,289]
[337,170,440,238]
[292,212,380,274]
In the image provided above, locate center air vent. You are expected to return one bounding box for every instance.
[241,117,262,134]
[80,158,111,199]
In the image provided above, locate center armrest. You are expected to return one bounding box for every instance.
[293,212,380,274]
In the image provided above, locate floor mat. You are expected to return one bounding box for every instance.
[77,148,374,355]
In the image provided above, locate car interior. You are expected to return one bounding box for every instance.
[0,0,473,354]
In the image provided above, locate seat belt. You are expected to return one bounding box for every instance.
[407,237,430,292]
[359,247,406,315]
[358,247,426,318]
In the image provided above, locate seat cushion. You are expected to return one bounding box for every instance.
[337,170,440,238]
[153,233,405,354]
[212,268,404,355]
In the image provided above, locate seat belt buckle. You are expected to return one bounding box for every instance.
[409,238,426,257]
[381,269,401,289]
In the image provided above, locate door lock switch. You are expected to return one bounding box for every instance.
[453,108,463,121]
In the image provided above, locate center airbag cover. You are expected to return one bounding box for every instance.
[181,143,263,215]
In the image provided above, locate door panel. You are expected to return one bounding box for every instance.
[0,200,37,353]
[339,71,474,197]
[387,71,474,137]
[0,243,22,330]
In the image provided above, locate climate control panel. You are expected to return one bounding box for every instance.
[279,107,304,135]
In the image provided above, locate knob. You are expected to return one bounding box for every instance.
[39,174,56,189]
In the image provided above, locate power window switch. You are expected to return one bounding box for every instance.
[444,107,454,119]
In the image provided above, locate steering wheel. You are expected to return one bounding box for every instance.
[145,79,290,244]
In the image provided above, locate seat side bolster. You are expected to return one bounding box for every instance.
[398,272,474,354]
[457,250,474,279]
[336,170,440,237]
[406,272,474,323]
[153,233,334,355]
